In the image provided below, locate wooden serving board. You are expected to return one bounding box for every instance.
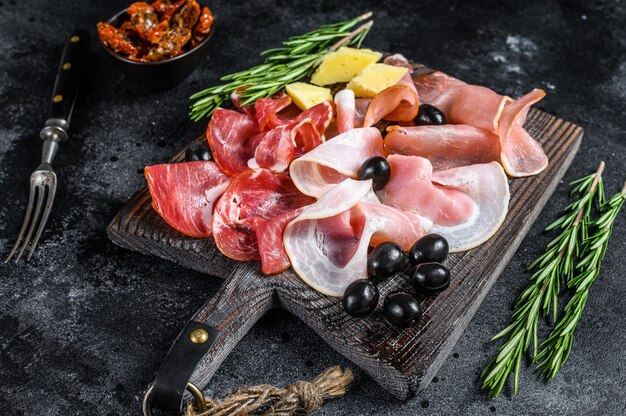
[108,93,582,400]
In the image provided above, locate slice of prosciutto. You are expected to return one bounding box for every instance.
[363,55,419,127]
[253,207,304,275]
[413,71,548,177]
[378,155,475,226]
[206,108,261,176]
[431,162,510,252]
[284,179,432,296]
[250,119,322,173]
[212,169,314,263]
[145,161,231,237]
[497,89,548,176]
[378,155,509,251]
[384,125,501,171]
[334,89,356,133]
[289,127,384,197]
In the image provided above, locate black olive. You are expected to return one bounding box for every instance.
[358,156,391,191]
[185,140,213,162]
[415,104,446,126]
[342,279,380,317]
[411,262,450,294]
[383,291,422,328]
[408,234,449,265]
[367,242,406,281]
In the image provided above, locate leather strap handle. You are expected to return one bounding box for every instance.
[148,264,275,413]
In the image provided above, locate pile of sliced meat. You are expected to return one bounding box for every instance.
[144,53,548,296]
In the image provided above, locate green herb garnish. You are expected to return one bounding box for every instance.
[534,181,626,381]
[481,162,605,397]
[189,12,373,121]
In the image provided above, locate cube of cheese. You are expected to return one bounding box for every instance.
[285,82,333,110]
[310,47,382,86]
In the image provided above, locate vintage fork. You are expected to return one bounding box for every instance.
[6,31,89,262]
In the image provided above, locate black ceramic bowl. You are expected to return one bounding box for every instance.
[98,6,215,90]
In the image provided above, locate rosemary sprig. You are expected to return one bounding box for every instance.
[534,181,626,381]
[189,12,374,121]
[481,162,605,397]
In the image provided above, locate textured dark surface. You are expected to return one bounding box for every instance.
[0,1,625,415]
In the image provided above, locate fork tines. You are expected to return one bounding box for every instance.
[5,173,57,262]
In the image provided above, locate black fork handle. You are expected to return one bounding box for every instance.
[44,29,90,136]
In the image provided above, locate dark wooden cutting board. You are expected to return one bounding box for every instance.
[108,96,581,400]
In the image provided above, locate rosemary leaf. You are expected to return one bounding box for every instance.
[188,13,374,121]
[481,162,605,397]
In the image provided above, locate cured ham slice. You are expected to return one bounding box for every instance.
[384,125,501,170]
[289,127,384,197]
[363,54,419,127]
[378,155,475,226]
[145,161,231,237]
[250,119,322,173]
[363,73,419,127]
[498,89,548,176]
[254,92,292,130]
[383,53,414,71]
[253,208,304,275]
[353,98,371,129]
[430,162,510,252]
[212,169,315,261]
[206,108,261,176]
[254,95,333,134]
[334,89,356,133]
[231,88,256,117]
[284,179,432,296]
[413,70,548,177]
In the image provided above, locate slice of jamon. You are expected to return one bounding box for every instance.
[254,92,292,130]
[412,70,465,104]
[231,88,256,116]
[206,108,261,176]
[413,70,548,177]
[498,89,548,176]
[253,208,304,274]
[212,169,315,261]
[354,98,371,129]
[255,94,333,134]
[384,125,501,171]
[378,155,475,226]
[284,179,432,296]
[363,54,419,127]
[363,73,419,127]
[289,127,384,197]
[430,162,510,252]
[334,89,356,133]
[250,119,322,173]
[145,161,231,237]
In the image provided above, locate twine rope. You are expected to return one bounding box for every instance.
[184,366,353,416]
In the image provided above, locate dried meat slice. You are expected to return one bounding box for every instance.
[289,127,384,197]
[250,119,322,173]
[284,179,431,296]
[212,169,315,261]
[378,155,475,226]
[253,207,304,274]
[430,162,510,252]
[254,92,293,130]
[363,54,419,127]
[145,161,231,237]
[498,89,548,176]
[384,125,501,170]
[206,108,261,176]
[413,70,548,177]
[334,89,356,133]
[363,73,419,127]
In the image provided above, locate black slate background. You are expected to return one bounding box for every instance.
[1,1,626,415]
